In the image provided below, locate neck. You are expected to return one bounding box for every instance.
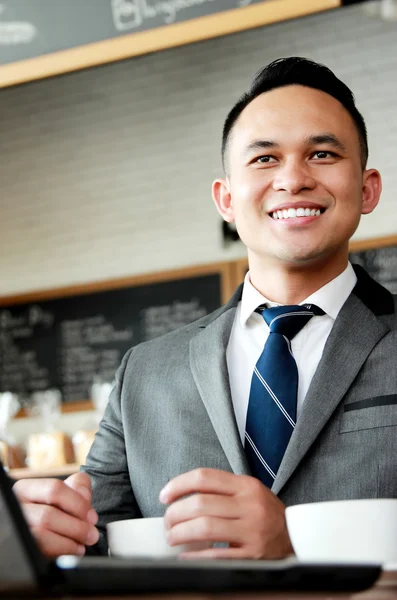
[248,253,349,305]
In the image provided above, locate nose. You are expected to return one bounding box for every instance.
[272,160,316,195]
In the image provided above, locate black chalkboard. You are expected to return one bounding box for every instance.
[0,0,342,88]
[349,245,397,294]
[0,272,222,403]
[0,0,266,65]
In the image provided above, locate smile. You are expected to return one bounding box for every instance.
[271,207,326,220]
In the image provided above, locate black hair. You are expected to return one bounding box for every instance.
[221,57,368,173]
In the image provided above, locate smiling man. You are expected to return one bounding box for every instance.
[214,64,380,305]
[14,58,397,561]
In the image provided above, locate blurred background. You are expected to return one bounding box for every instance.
[0,0,396,477]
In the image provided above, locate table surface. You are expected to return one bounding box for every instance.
[11,570,396,600]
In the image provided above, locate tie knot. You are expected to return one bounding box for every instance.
[260,304,324,340]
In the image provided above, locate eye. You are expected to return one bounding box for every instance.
[312,151,337,160]
[255,155,277,164]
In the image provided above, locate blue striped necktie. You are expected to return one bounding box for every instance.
[244,304,324,488]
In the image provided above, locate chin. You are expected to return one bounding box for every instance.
[277,245,320,261]
[276,248,330,267]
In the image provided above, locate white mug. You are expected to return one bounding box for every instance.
[107,517,210,558]
[286,498,397,564]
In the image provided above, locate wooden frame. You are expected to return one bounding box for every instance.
[232,235,397,285]
[1,261,235,415]
[0,0,341,89]
[0,261,235,307]
[349,234,397,253]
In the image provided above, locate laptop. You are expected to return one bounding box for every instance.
[0,462,381,596]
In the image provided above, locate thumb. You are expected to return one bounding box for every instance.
[65,472,92,502]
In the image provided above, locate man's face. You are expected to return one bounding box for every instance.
[214,85,380,270]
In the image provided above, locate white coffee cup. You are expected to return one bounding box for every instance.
[107,517,210,558]
[286,498,397,564]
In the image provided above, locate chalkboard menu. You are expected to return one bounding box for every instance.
[349,244,397,294]
[0,0,266,64]
[0,0,341,88]
[0,267,227,404]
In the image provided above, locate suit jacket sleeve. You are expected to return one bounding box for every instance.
[81,347,142,555]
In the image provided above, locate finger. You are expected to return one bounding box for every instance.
[65,474,99,523]
[22,503,99,547]
[13,478,94,523]
[160,469,242,504]
[31,527,86,559]
[167,516,243,547]
[65,472,92,503]
[165,494,239,529]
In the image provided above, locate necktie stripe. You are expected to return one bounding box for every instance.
[254,367,296,427]
[245,433,276,479]
[245,304,325,488]
[283,335,293,355]
[268,310,313,328]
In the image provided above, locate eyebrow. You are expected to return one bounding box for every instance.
[243,140,279,156]
[243,133,347,158]
[305,134,347,152]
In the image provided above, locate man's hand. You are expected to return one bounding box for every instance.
[160,468,293,560]
[13,472,99,558]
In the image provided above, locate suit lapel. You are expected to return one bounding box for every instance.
[272,274,392,495]
[189,288,250,476]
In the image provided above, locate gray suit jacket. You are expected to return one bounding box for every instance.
[83,266,397,554]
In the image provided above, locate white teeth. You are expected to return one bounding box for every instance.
[271,207,323,220]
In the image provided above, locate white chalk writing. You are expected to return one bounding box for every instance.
[111,0,253,29]
[0,4,37,45]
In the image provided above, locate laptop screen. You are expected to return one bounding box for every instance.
[0,462,48,593]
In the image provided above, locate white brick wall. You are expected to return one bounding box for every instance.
[1,2,397,296]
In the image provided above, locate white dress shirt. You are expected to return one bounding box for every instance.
[226,263,357,445]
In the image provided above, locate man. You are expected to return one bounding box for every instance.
[14,57,394,561]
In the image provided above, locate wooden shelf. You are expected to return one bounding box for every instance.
[9,463,80,479]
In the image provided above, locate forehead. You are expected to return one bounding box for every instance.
[230,85,359,152]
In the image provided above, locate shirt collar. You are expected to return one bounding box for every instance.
[240,262,357,326]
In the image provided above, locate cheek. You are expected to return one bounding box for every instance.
[322,168,362,205]
[231,175,270,212]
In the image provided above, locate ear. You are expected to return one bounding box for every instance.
[361,169,382,215]
[212,178,235,222]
